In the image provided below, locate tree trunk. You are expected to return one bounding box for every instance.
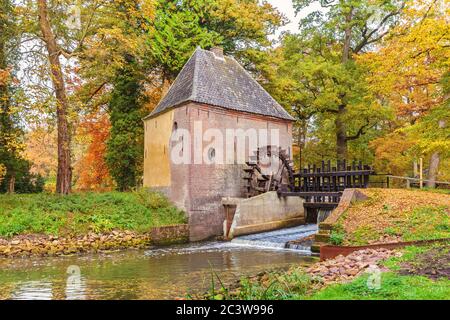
[342,7,354,64]
[38,0,72,194]
[335,105,348,160]
[427,120,446,188]
[335,7,354,160]
[7,175,14,193]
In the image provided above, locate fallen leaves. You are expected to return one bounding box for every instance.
[340,189,450,245]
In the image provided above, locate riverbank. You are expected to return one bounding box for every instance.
[0,190,188,257]
[203,243,449,300]
[329,188,450,246]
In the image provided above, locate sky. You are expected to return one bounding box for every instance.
[266,0,323,35]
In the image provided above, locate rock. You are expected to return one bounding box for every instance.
[346,268,360,276]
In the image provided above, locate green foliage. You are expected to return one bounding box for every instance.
[329,223,346,245]
[0,191,186,237]
[149,0,285,78]
[258,0,405,162]
[106,64,145,191]
[235,268,313,300]
[310,272,450,300]
[330,231,345,246]
[0,159,45,194]
[149,0,219,78]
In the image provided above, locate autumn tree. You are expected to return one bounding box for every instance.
[75,111,112,190]
[287,0,405,160]
[361,0,449,183]
[0,0,26,193]
[34,0,73,194]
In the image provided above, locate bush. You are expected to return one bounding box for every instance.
[330,223,346,245]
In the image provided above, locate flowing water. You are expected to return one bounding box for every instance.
[317,209,332,224]
[231,224,318,252]
[0,228,317,300]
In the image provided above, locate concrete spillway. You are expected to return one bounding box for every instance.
[230,224,318,253]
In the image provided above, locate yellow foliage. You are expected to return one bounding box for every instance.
[0,68,10,86]
[0,164,6,184]
[358,0,449,120]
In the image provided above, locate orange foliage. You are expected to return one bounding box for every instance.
[75,112,113,190]
[24,127,58,177]
[370,132,416,176]
[0,68,10,86]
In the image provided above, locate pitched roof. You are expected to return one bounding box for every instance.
[145,48,294,121]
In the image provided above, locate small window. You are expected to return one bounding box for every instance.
[208,148,216,163]
[173,121,178,131]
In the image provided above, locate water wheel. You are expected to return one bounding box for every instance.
[243,145,294,198]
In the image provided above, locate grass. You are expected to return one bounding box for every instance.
[420,188,450,195]
[310,272,450,300]
[220,245,450,300]
[312,244,450,300]
[0,189,187,237]
[236,268,313,300]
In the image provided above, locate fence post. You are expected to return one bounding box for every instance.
[419,158,423,189]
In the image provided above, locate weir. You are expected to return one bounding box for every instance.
[230,224,318,253]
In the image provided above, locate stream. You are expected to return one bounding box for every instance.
[0,225,317,300]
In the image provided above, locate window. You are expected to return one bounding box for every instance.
[208,147,216,163]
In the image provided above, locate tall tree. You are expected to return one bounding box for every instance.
[0,0,24,193]
[37,0,72,194]
[106,63,144,191]
[15,0,155,193]
[361,0,449,182]
[149,0,285,80]
[290,0,405,160]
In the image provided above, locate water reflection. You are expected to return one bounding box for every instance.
[12,281,53,300]
[0,243,316,300]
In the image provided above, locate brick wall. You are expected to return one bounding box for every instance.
[165,102,293,241]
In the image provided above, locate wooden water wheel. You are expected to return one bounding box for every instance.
[243,145,294,198]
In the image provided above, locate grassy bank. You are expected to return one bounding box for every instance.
[330,189,450,245]
[0,190,186,238]
[209,244,449,300]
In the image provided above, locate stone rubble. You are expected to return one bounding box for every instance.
[0,231,152,258]
[306,248,402,284]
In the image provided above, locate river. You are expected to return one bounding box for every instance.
[0,225,318,300]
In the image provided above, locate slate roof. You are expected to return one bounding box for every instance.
[145,48,294,121]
